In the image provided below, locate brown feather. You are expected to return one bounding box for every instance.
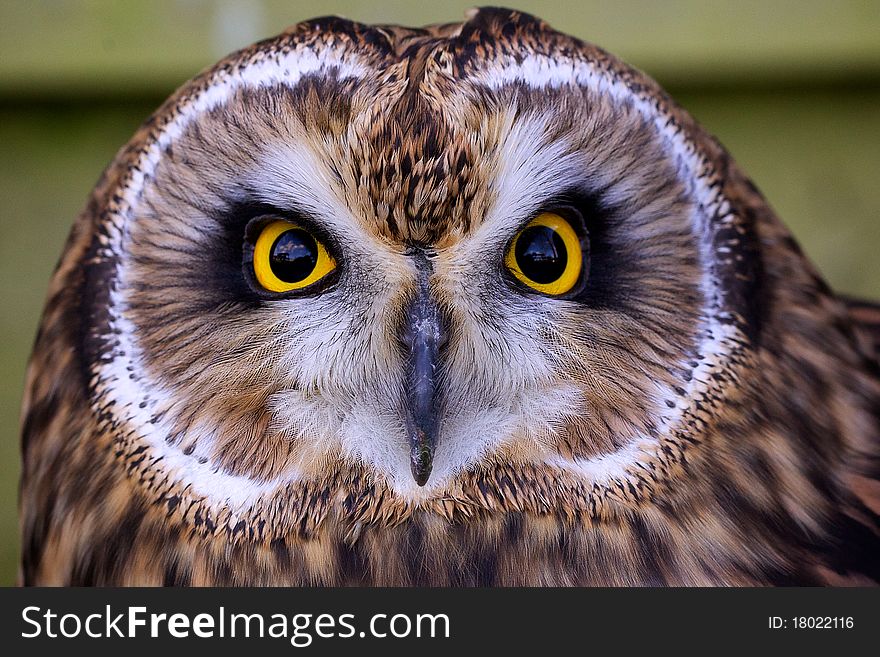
[20,8,880,586]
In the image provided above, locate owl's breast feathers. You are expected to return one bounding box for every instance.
[845,298,880,361]
[19,7,880,585]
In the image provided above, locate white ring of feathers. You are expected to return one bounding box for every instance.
[92,41,741,511]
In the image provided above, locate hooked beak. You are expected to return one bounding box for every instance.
[401,253,442,486]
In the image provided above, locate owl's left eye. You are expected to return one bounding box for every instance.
[251,220,336,293]
[504,211,586,296]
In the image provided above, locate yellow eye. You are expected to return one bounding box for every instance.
[252,220,336,293]
[504,212,583,295]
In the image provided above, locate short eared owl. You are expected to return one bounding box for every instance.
[20,8,880,585]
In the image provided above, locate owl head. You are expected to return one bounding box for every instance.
[81,8,759,514]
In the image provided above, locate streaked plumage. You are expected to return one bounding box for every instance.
[20,8,880,585]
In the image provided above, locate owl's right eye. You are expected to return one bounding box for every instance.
[252,220,336,293]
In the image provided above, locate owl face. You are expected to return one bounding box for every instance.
[87,12,748,509]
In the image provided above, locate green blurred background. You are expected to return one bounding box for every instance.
[1,1,878,586]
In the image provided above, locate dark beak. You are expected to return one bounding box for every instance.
[401,254,442,486]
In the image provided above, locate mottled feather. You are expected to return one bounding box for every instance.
[20,8,880,586]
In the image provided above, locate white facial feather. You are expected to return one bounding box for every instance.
[476,53,737,482]
[96,40,734,511]
[96,45,368,511]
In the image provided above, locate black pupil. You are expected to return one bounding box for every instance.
[515,225,568,284]
[269,229,319,283]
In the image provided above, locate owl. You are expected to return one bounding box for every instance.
[19,8,880,586]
